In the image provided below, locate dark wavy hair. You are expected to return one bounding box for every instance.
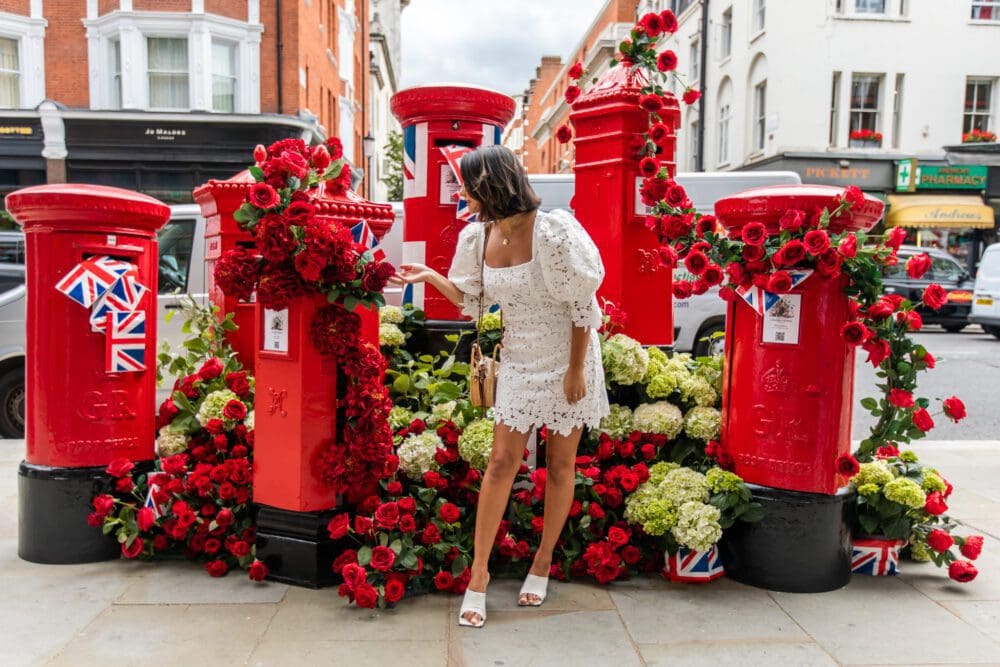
[459,145,541,222]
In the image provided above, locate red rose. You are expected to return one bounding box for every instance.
[948,560,978,583]
[961,535,984,560]
[556,124,572,144]
[834,453,860,477]
[396,496,416,514]
[912,408,935,432]
[568,62,584,79]
[639,156,660,177]
[897,310,923,332]
[433,571,454,591]
[439,502,461,524]
[648,122,670,146]
[943,396,966,423]
[223,399,247,421]
[926,529,954,552]
[921,284,947,310]
[639,94,663,112]
[875,445,899,459]
[702,264,724,286]
[867,298,896,320]
[922,351,936,369]
[660,10,679,32]
[885,226,907,251]
[656,50,678,72]
[778,209,806,233]
[93,494,115,517]
[121,537,144,559]
[640,11,664,35]
[804,229,831,256]
[249,182,280,210]
[906,252,932,279]
[924,491,948,515]
[341,563,367,590]
[354,582,379,608]
[682,88,701,105]
[684,250,709,275]
[326,136,344,160]
[815,248,843,278]
[621,545,642,565]
[253,144,267,163]
[225,371,251,398]
[588,502,606,521]
[607,526,629,548]
[374,502,400,529]
[888,389,914,408]
[842,185,864,207]
[249,559,268,582]
[327,513,350,540]
[215,507,235,528]
[773,240,806,267]
[332,549,358,575]
[421,523,441,546]
[664,184,688,208]
[311,144,332,171]
[767,271,793,293]
[105,457,135,479]
[205,559,229,577]
[672,280,693,299]
[838,235,858,258]
[230,540,251,558]
[740,222,766,246]
[198,357,224,380]
[137,507,155,532]
[383,578,405,604]
[398,515,416,533]
[841,321,870,346]
[658,245,678,269]
[369,545,396,572]
[564,85,581,104]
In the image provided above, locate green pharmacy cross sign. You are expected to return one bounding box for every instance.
[896,159,988,192]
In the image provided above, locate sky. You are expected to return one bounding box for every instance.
[400,0,609,96]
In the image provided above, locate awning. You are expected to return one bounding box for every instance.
[886,194,996,229]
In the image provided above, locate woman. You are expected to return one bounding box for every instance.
[391,145,609,628]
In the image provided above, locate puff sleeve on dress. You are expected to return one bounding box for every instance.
[447,222,488,320]
[537,208,606,329]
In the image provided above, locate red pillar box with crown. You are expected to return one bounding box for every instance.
[210,137,397,587]
[390,84,515,336]
[193,171,258,372]
[6,184,169,564]
[570,65,680,346]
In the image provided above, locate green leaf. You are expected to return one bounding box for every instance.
[858,513,880,535]
[740,503,766,523]
[389,539,403,554]
[357,545,373,566]
[400,551,418,570]
[451,554,468,577]
[248,165,265,181]
[860,397,878,411]
[172,390,194,415]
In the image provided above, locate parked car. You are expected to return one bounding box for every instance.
[970,242,1000,340]
[0,264,26,438]
[883,245,974,332]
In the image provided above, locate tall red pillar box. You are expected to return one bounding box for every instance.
[390,84,515,322]
[253,186,393,587]
[716,185,884,495]
[571,65,680,346]
[193,171,257,372]
[6,184,169,563]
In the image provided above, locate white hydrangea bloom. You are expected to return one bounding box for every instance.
[396,431,443,478]
[672,501,723,552]
[379,305,404,324]
[379,322,406,348]
[602,333,649,386]
[156,427,188,457]
[632,401,684,439]
[684,406,722,442]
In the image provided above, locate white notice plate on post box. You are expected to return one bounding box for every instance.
[263,308,289,353]
[762,294,802,345]
[439,164,461,205]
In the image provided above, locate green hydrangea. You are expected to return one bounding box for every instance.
[680,375,718,408]
[645,373,678,399]
[602,333,649,386]
[647,461,680,485]
[155,426,188,457]
[477,311,502,331]
[458,418,494,470]
[900,450,919,463]
[379,322,406,348]
[855,461,893,487]
[396,431,443,478]
[379,305,404,324]
[857,483,880,497]
[625,494,678,536]
[389,406,414,431]
[684,406,721,442]
[599,404,634,439]
[922,472,946,493]
[695,360,724,395]
[244,410,254,431]
[661,467,710,506]
[196,389,241,428]
[633,401,684,439]
[647,346,669,366]
[909,538,932,562]
[883,477,926,509]
[706,468,744,494]
[672,501,723,552]
[428,401,458,426]
[642,347,669,384]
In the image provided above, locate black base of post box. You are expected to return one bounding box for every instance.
[255,504,343,588]
[406,319,474,361]
[18,461,119,564]
[719,484,855,593]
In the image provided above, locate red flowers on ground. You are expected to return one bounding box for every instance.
[943,396,967,422]
[439,502,461,523]
[949,560,978,583]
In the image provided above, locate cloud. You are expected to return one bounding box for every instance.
[400,0,609,95]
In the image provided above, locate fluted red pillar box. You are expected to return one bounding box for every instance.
[571,65,679,346]
[253,186,393,587]
[7,184,169,563]
[716,185,884,494]
[390,84,515,322]
[193,171,258,372]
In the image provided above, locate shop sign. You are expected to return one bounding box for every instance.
[895,160,988,192]
[0,126,34,137]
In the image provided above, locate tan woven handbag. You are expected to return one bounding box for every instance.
[470,224,502,408]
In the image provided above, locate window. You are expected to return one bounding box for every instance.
[720,8,733,59]
[892,74,904,148]
[829,71,841,146]
[717,103,731,164]
[754,0,766,31]
[964,79,993,133]
[157,219,195,293]
[0,38,19,109]
[110,40,122,109]
[971,1,1000,20]
[849,74,882,144]
[211,41,237,112]
[690,118,700,171]
[689,39,700,81]
[671,0,695,15]
[753,81,767,151]
[147,38,189,109]
[855,0,886,13]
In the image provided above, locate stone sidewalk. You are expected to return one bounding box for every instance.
[4,441,1000,667]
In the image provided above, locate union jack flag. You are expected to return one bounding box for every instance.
[144,480,166,518]
[735,284,764,315]
[440,145,478,222]
[350,220,386,262]
[55,256,132,307]
[105,310,147,373]
[90,269,147,332]
[851,537,905,576]
[663,546,726,583]
[736,269,815,316]
[403,122,428,198]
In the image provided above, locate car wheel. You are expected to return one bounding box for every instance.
[693,322,726,357]
[985,325,1000,340]
[942,324,966,333]
[0,366,24,439]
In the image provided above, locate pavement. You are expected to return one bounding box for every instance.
[5,439,1000,667]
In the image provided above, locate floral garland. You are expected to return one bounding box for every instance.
[213,138,395,500]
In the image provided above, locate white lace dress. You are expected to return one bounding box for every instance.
[449,208,610,436]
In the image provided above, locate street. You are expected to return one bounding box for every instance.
[853,325,1000,441]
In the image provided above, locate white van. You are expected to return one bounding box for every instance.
[970,242,1000,340]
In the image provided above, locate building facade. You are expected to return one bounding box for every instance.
[367,0,405,202]
[0,0,404,203]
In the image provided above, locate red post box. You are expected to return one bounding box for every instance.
[253,186,393,587]
[193,171,258,372]
[7,184,169,563]
[571,65,679,346]
[390,84,515,323]
[715,185,883,495]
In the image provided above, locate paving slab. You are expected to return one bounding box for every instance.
[445,576,616,613]
[943,601,1000,644]
[249,639,448,666]
[116,559,289,604]
[898,534,1000,602]
[637,640,838,666]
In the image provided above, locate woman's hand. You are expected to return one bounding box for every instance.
[563,365,587,404]
[389,263,437,285]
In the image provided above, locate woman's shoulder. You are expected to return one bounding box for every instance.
[457,221,486,246]
[535,208,584,239]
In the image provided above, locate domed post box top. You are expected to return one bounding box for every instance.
[6,184,170,235]
[715,184,885,237]
[391,83,516,127]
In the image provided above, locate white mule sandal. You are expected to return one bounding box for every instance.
[518,573,549,607]
[458,575,489,628]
